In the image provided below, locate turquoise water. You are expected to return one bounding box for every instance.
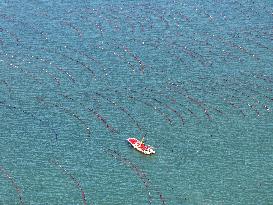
[0,0,273,204]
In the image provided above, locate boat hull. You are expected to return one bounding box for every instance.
[127,138,155,155]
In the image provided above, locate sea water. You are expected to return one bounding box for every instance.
[0,0,272,204]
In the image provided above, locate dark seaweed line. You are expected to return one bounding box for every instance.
[212,76,272,115]
[168,83,216,120]
[160,9,263,64]
[143,87,194,123]
[103,87,175,125]
[1,41,75,85]
[30,53,76,84]
[2,26,96,83]
[0,100,58,140]
[88,107,118,134]
[56,44,108,77]
[60,20,83,39]
[168,80,224,115]
[0,165,24,205]
[0,79,12,94]
[40,46,96,77]
[60,11,146,74]
[49,160,89,205]
[0,52,42,84]
[15,52,61,86]
[128,94,174,124]
[107,149,152,204]
[0,26,20,44]
[59,92,118,134]
[94,91,144,134]
[100,42,137,72]
[1,14,95,82]
[107,149,167,205]
[18,6,139,76]
[150,86,200,117]
[35,97,91,138]
[120,46,146,73]
[127,87,184,122]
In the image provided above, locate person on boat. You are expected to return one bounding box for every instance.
[140,136,145,144]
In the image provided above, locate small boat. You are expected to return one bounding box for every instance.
[127,137,155,155]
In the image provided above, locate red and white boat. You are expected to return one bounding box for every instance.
[127,138,155,155]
